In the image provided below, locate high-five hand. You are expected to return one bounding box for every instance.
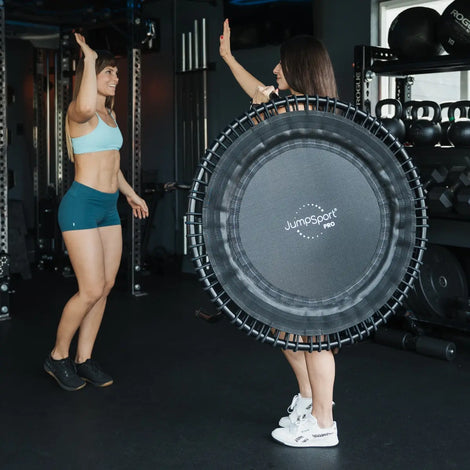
[219,18,233,62]
[74,32,98,61]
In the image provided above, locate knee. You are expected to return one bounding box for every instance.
[102,278,115,298]
[79,284,107,306]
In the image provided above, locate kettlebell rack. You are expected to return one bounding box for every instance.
[354,44,470,343]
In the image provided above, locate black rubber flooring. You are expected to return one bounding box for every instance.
[1,269,469,470]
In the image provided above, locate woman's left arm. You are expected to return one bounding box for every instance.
[117,170,149,219]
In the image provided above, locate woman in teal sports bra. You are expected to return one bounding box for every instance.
[43,32,149,391]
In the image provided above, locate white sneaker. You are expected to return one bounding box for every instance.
[278,394,312,428]
[272,414,339,448]
[279,394,335,428]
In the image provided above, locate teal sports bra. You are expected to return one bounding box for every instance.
[71,111,123,155]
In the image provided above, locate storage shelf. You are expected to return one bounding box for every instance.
[354,45,470,333]
[372,53,470,76]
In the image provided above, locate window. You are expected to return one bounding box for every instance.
[378,0,469,108]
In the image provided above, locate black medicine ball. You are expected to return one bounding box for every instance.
[388,7,443,59]
[438,0,470,55]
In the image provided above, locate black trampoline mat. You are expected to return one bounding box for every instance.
[237,141,382,299]
[199,108,419,337]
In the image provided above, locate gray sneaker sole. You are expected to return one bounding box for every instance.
[44,366,87,392]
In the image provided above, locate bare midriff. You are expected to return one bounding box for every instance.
[74,149,121,193]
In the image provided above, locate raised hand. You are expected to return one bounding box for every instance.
[74,32,97,61]
[219,18,233,62]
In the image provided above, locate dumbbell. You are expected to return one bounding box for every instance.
[414,336,456,361]
[374,328,456,361]
[427,166,470,214]
[455,186,470,215]
[421,165,449,193]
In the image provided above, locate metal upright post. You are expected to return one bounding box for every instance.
[127,1,145,296]
[353,45,372,113]
[0,0,10,320]
[33,48,50,268]
[55,32,73,203]
[395,77,413,106]
[55,32,74,273]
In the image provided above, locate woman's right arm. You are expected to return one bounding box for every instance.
[219,19,265,98]
[68,33,98,124]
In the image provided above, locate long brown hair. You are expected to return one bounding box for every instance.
[280,36,338,98]
[65,50,117,161]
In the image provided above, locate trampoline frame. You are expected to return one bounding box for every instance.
[186,95,428,351]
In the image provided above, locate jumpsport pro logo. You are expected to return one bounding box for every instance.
[284,203,338,240]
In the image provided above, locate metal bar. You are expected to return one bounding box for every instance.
[395,77,412,105]
[128,1,145,296]
[173,2,181,256]
[56,32,73,272]
[188,32,192,71]
[201,19,208,150]
[181,33,185,72]
[353,45,373,112]
[33,48,48,265]
[201,18,206,69]
[45,52,51,188]
[193,19,199,70]
[372,52,470,76]
[57,32,73,201]
[0,1,10,320]
[54,52,59,194]
[0,1,7,255]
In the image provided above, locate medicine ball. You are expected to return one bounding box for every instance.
[438,0,470,55]
[388,7,443,59]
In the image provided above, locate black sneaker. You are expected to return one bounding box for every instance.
[44,355,87,391]
[76,359,113,387]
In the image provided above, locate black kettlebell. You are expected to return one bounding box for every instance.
[440,102,465,146]
[447,100,470,148]
[408,100,441,147]
[403,100,427,144]
[375,98,406,141]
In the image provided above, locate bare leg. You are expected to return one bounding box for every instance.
[304,349,335,428]
[51,228,107,359]
[75,225,122,363]
[281,350,312,398]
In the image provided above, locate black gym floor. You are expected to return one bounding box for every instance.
[1,268,469,470]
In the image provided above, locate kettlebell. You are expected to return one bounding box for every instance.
[408,100,441,147]
[447,101,470,148]
[403,100,427,144]
[375,98,406,141]
[440,102,463,146]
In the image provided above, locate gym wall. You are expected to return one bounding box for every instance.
[4,0,377,271]
[314,0,373,102]
[140,0,375,259]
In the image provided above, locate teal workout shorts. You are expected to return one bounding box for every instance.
[58,181,120,232]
